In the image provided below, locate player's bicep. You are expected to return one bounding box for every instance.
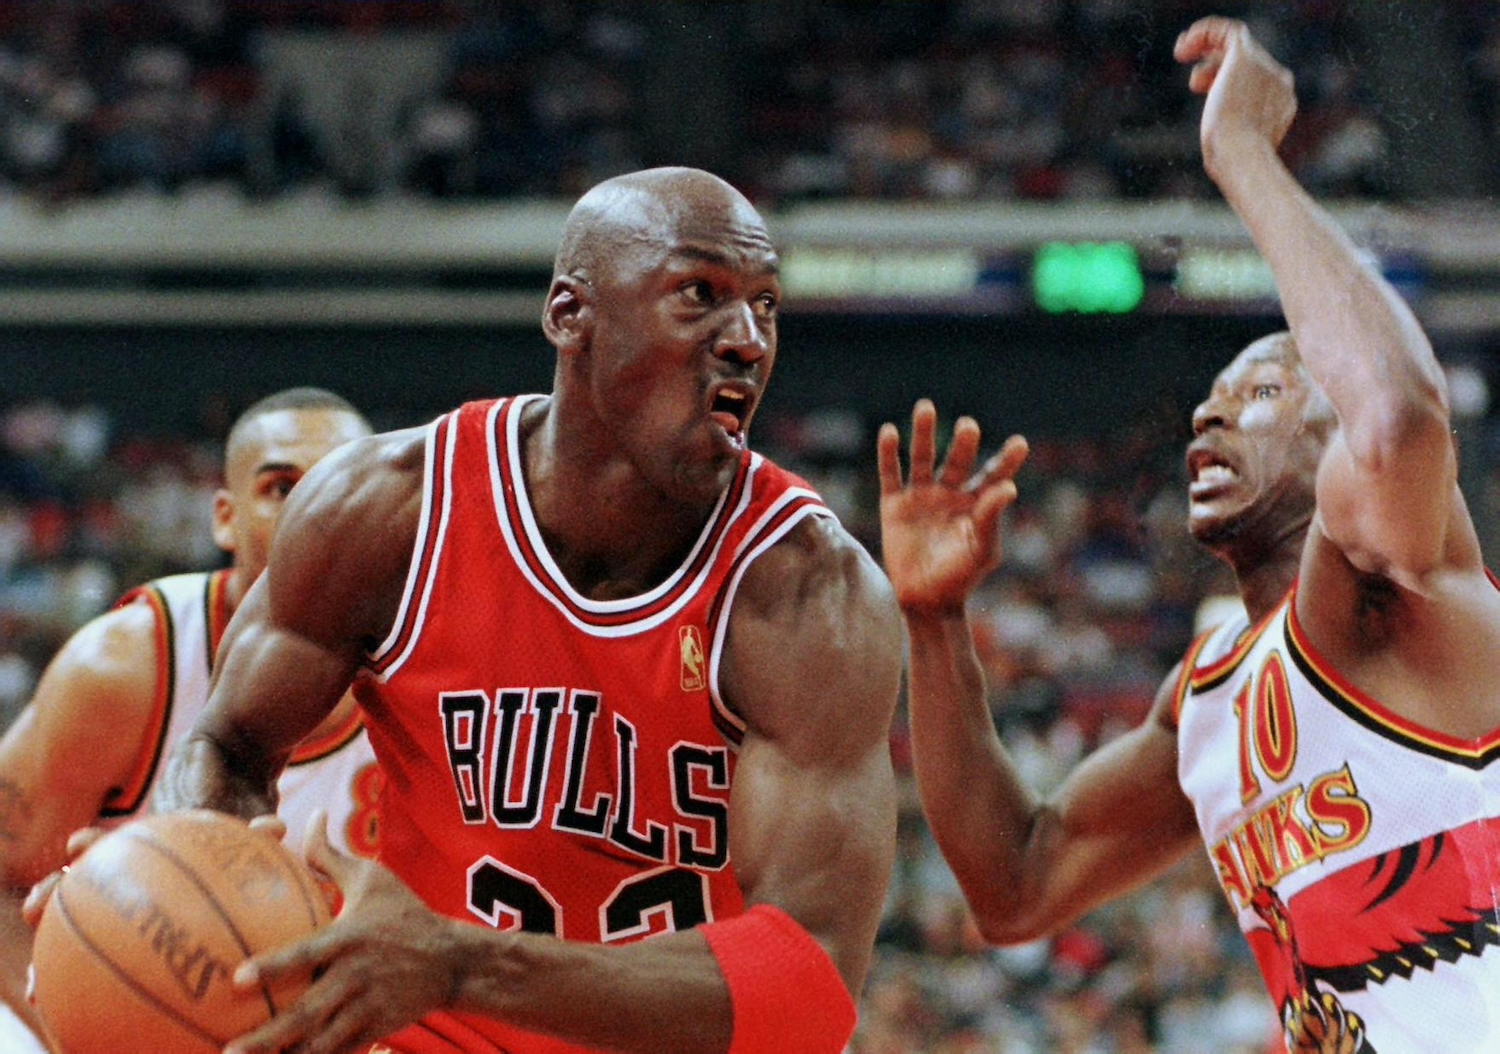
[1047,718,1199,873]
[727,730,896,968]
[1014,675,1200,932]
[1314,416,1465,580]
[720,526,902,988]
[198,574,360,762]
[199,436,418,757]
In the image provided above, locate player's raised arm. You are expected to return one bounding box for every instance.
[880,401,1201,942]
[158,429,424,819]
[1176,16,1463,583]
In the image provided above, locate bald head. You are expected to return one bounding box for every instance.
[553,168,771,284]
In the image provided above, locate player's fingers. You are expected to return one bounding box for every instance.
[876,422,904,495]
[1173,15,1240,64]
[63,825,104,859]
[939,417,981,487]
[293,993,379,1054]
[908,399,938,484]
[1188,57,1225,95]
[248,814,288,843]
[303,811,359,891]
[234,923,342,988]
[223,973,341,1054]
[972,480,1018,543]
[967,434,1029,493]
[20,871,61,928]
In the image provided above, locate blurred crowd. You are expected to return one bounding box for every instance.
[0,392,1284,1053]
[2,0,1496,207]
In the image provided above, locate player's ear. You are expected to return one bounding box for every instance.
[211,488,236,554]
[542,274,592,357]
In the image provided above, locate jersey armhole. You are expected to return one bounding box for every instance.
[99,587,175,817]
[705,497,833,748]
[366,411,456,680]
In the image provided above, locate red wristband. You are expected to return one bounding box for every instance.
[702,905,856,1054]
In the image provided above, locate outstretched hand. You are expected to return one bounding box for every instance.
[224,813,464,1054]
[877,400,1028,616]
[1175,16,1297,175]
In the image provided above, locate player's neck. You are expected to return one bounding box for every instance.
[1231,541,1304,623]
[522,398,717,599]
[224,567,252,615]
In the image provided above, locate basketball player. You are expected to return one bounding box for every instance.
[879,17,1500,1054]
[154,167,902,1054]
[0,388,376,1051]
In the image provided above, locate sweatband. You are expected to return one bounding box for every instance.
[702,905,857,1054]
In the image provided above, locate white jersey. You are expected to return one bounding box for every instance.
[109,570,383,858]
[1175,582,1500,1054]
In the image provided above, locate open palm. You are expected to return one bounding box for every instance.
[877,400,1028,614]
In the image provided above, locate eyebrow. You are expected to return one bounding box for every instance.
[253,462,304,477]
[669,245,780,276]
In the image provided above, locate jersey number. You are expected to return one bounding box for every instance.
[467,858,710,942]
[1233,651,1298,804]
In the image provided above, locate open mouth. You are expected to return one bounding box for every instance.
[1187,445,1240,498]
[708,386,751,437]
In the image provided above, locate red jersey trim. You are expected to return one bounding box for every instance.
[706,492,833,744]
[1168,630,1216,730]
[1285,585,1500,769]
[204,567,233,668]
[287,706,366,767]
[369,413,456,678]
[1189,589,1291,693]
[100,585,175,818]
[487,396,762,638]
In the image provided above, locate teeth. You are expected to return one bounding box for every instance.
[1196,464,1238,485]
[719,391,745,403]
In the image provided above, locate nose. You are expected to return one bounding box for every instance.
[1192,396,1231,436]
[714,301,770,367]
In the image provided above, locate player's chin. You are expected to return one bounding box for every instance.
[671,450,739,503]
[1187,502,1246,549]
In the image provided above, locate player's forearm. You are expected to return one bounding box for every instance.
[1211,137,1449,451]
[0,889,48,1048]
[904,610,1051,940]
[449,925,733,1054]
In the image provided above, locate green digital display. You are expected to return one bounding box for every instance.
[1032,241,1145,314]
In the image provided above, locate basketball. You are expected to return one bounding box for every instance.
[30,810,332,1054]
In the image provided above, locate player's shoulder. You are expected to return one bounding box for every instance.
[735,510,899,646]
[33,598,161,715]
[65,598,161,670]
[280,422,430,529]
[327,422,430,479]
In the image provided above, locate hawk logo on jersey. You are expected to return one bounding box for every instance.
[679,625,706,692]
[1249,885,1372,1053]
[1244,815,1500,1054]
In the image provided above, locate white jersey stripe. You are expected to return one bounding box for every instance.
[375,412,457,681]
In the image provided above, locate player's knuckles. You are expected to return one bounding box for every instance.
[21,873,59,923]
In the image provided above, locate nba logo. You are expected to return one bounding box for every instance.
[679,625,706,692]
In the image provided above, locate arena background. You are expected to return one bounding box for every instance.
[2,2,1498,1052]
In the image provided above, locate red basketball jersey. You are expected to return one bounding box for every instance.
[357,396,831,1053]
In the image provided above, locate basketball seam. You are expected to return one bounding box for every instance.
[128,826,283,1020]
[50,881,226,1048]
